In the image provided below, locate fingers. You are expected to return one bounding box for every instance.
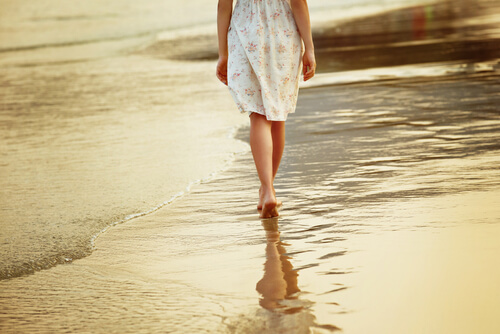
[217,70,228,85]
[302,51,316,82]
[216,57,228,85]
[216,66,228,85]
[303,64,316,82]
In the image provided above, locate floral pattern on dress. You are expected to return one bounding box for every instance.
[227,0,303,121]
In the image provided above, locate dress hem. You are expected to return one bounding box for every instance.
[242,108,294,122]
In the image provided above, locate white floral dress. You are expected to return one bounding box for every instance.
[227,0,303,121]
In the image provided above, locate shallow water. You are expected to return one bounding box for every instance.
[1,73,499,333]
[0,56,248,279]
[0,0,451,281]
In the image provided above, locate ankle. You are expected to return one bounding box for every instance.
[261,186,275,197]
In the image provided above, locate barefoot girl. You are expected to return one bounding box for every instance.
[216,0,316,218]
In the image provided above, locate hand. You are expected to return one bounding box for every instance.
[302,50,316,82]
[216,56,228,85]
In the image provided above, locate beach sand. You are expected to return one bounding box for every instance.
[1,71,500,333]
[1,0,500,333]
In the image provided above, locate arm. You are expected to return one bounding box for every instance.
[290,0,316,81]
[216,0,233,85]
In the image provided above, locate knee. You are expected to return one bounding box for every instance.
[250,112,267,121]
[250,112,271,126]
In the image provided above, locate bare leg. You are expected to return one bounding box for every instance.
[257,121,285,210]
[271,121,286,178]
[250,113,278,218]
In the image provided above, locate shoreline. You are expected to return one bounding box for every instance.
[0,55,249,281]
[3,64,497,282]
[1,68,499,330]
[1,67,500,332]
[88,122,251,260]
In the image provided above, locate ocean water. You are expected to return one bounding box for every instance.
[0,0,450,280]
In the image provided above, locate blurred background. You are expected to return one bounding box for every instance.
[1,0,499,69]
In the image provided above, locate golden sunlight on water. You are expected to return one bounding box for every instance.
[2,72,500,332]
[2,70,499,334]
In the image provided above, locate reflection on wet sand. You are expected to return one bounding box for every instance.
[256,218,301,313]
[252,218,342,333]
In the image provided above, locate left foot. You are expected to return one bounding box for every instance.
[260,187,279,219]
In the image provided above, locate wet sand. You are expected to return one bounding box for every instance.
[314,0,500,72]
[1,72,499,333]
[2,0,500,332]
